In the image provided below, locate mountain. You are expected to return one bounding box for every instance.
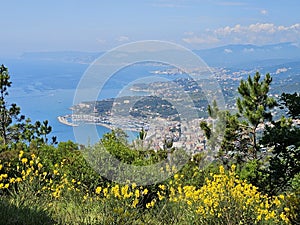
[20,42,300,67]
[194,42,300,67]
[21,51,103,64]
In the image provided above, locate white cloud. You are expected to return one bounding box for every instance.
[224,48,233,54]
[260,9,268,15]
[215,23,300,44]
[116,36,130,42]
[183,23,300,47]
[249,23,276,33]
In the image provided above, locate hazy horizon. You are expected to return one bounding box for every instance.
[1,1,299,57]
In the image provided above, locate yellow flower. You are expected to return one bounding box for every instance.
[31,153,36,160]
[21,158,28,164]
[38,163,43,169]
[132,198,139,208]
[103,188,109,198]
[157,191,165,201]
[112,185,120,198]
[95,186,102,194]
[146,199,156,208]
[158,184,166,190]
[131,182,137,189]
[272,197,281,207]
[19,150,24,159]
[231,164,236,172]
[135,189,140,198]
[219,165,225,174]
[280,212,289,223]
[9,178,15,183]
[143,188,148,195]
[53,170,59,175]
[279,194,285,200]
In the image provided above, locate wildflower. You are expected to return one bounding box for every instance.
[132,198,139,208]
[103,188,109,198]
[279,194,285,200]
[219,165,225,174]
[31,153,36,160]
[135,189,140,198]
[95,186,102,194]
[53,170,59,175]
[273,196,281,207]
[146,199,156,208]
[131,182,137,189]
[37,163,43,169]
[9,178,15,183]
[143,188,148,195]
[19,150,24,159]
[21,158,28,164]
[158,184,166,190]
[112,185,120,198]
[157,191,165,201]
[280,212,289,223]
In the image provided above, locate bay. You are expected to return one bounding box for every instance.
[2,58,183,145]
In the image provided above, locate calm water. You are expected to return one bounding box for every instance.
[2,58,185,145]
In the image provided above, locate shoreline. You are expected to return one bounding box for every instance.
[57,116,141,132]
[57,116,78,127]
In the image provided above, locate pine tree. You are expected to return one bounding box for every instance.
[201,72,276,164]
[280,92,300,119]
[236,72,276,159]
[0,65,56,149]
[0,65,25,146]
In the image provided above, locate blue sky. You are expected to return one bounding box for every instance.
[1,0,299,56]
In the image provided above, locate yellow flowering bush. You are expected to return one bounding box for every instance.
[168,165,290,224]
[93,182,150,209]
[0,150,297,224]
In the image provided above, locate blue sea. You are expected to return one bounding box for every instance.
[1,58,187,145]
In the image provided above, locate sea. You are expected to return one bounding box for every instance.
[1,58,187,145]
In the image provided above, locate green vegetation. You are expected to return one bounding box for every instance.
[0,65,299,224]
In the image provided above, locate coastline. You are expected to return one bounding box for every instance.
[57,116,141,132]
[57,116,78,127]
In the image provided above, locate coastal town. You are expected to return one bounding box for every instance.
[58,66,300,154]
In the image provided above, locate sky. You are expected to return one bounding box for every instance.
[1,0,300,57]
